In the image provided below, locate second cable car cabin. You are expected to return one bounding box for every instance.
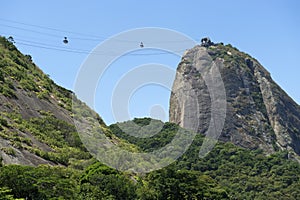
[140,42,144,48]
[63,37,68,44]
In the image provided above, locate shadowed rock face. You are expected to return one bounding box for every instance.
[170,44,300,159]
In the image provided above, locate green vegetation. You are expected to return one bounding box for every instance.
[0,116,9,129]
[0,148,16,157]
[0,36,72,110]
[176,139,300,199]
[109,118,300,199]
[0,187,23,200]
[109,118,179,152]
[2,111,91,165]
[208,43,252,70]
[0,165,80,199]
[1,118,300,199]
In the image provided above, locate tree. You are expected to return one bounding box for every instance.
[0,187,24,200]
[7,36,14,44]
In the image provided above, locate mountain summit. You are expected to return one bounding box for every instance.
[170,41,300,160]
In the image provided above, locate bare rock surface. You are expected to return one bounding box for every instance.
[170,43,300,159]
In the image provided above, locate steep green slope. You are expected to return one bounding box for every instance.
[0,36,107,166]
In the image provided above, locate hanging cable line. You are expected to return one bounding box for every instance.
[16,41,91,54]
[15,38,91,52]
[14,38,113,55]
[1,32,188,56]
[15,39,186,56]
[0,18,199,44]
[0,23,106,42]
[1,35,188,56]
[0,17,193,57]
[0,18,105,39]
[0,23,62,38]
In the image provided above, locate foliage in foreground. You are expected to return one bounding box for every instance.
[1,118,300,199]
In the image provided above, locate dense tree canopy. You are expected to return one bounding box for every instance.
[1,118,300,199]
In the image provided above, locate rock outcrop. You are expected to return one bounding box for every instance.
[170,43,300,159]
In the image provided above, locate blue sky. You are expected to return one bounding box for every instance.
[1,0,299,125]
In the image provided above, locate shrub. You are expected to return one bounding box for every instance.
[0,117,8,127]
[1,147,16,157]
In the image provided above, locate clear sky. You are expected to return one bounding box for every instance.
[1,0,299,125]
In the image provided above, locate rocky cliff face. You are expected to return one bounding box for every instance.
[170,43,300,159]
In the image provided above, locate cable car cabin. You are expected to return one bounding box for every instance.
[63,37,68,44]
[140,42,144,48]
